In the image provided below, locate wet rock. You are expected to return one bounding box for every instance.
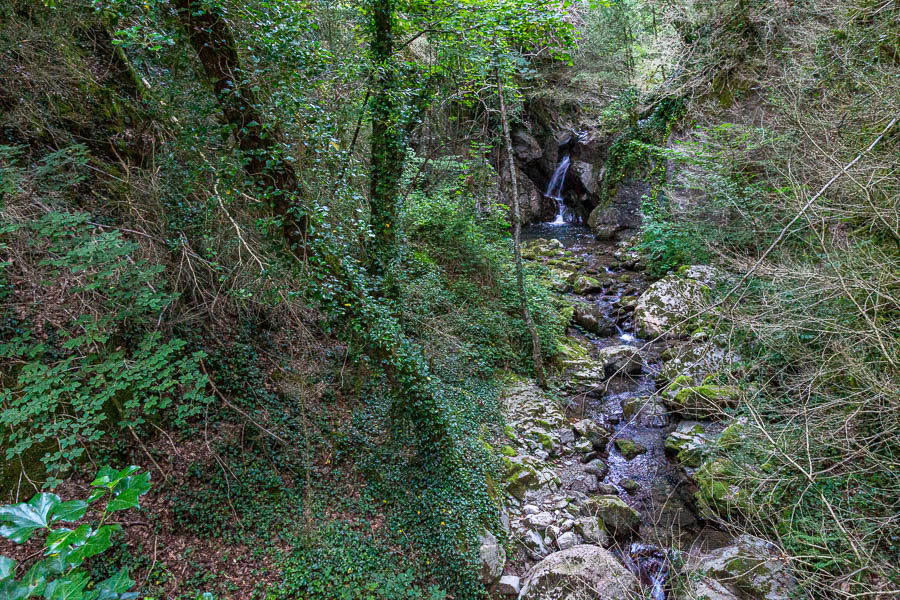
[571,160,599,196]
[619,478,639,494]
[572,303,616,336]
[614,438,648,459]
[478,529,506,584]
[597,344,643,376]
[582,495,640,540]
[683,535,798,600]
[634,270,711,338]
[621,396,670,427]
[496,575,521,597]
[519,545,639,600]
[572,419,610,450]
[573,275,604,295]
[583,459,609,479]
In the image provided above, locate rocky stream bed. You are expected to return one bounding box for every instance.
[478,225,798,600]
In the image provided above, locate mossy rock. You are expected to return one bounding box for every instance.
[581,495,640,539]
[573,275,604,295]
[614,438,647,459]
[667,384,740,419]
[694,459,746,517]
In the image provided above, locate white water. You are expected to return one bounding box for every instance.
[545,155,570,225]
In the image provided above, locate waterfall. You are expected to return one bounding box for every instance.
[545,155,570,225]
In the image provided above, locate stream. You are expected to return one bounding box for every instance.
[517,216,731,599]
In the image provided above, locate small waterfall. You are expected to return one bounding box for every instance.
[545,155,570,225]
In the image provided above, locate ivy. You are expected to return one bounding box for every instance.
[0,466,150,600]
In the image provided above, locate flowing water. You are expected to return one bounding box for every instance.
[522,221,729,599]
[545,155,571,226]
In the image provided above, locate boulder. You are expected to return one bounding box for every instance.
[664,384,740,419]
[571,419,610,450]
[621,396,669,427]
[634,271,710,339]
[572,303,616,336]
[597,344,643,376]
[657,339,740,385]
[583,459,609,479]
[683,535,798,600]
[573,275,604,295]
[518,545,639,600]
[497,575,521,597]
[582,495,640,539]
[614,438,647,459]
[556,531,578,550]
[571,160,599,196]
[587,206,623,241]
[512,128,543,163]
[478,529,506,585]
[573,516,610,547]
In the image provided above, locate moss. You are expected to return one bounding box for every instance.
[614,438,647,459]
[500,445,517,457]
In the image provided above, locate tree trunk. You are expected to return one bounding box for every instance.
[368,0,404,268]
[175,0,456,463]
[174,0,307,255]
[497,73,546,388]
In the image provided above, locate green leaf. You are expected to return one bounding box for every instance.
[76,524,118,561]
[0,556,15,580]
[51,500,88,523]
[107,472,151,512]
[0,493,59,542]
[46,524,91,554]
[44,570,90,600]
[94,568,135,599]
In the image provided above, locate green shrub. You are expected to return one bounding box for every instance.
[0,466,150,600]
[0,211,210,486]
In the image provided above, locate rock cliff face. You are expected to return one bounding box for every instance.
[502,99,645,240]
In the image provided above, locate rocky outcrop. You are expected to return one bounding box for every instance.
[679,535,798,600]
[634,268,712,339]
[658,338,740,385]
[519,545,639,600]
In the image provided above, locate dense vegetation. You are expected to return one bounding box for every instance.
[1,0,897,598]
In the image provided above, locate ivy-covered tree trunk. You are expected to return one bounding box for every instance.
[368,0,404,268]
[497,73,546,388]
[174,0,308,255]
[174,0,456,464]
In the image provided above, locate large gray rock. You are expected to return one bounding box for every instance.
[571,160,599,196]
[598,345,643,377]
[518,545,639,600]
[572,303,615,336]
[587,206,623,241]
[497,575,521,597]
[581,495,640,540]
[658,339,740,385]
[478,529,506,585]
[513,128,543,163]
[682,535,798,600]
[634,271,710,339]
